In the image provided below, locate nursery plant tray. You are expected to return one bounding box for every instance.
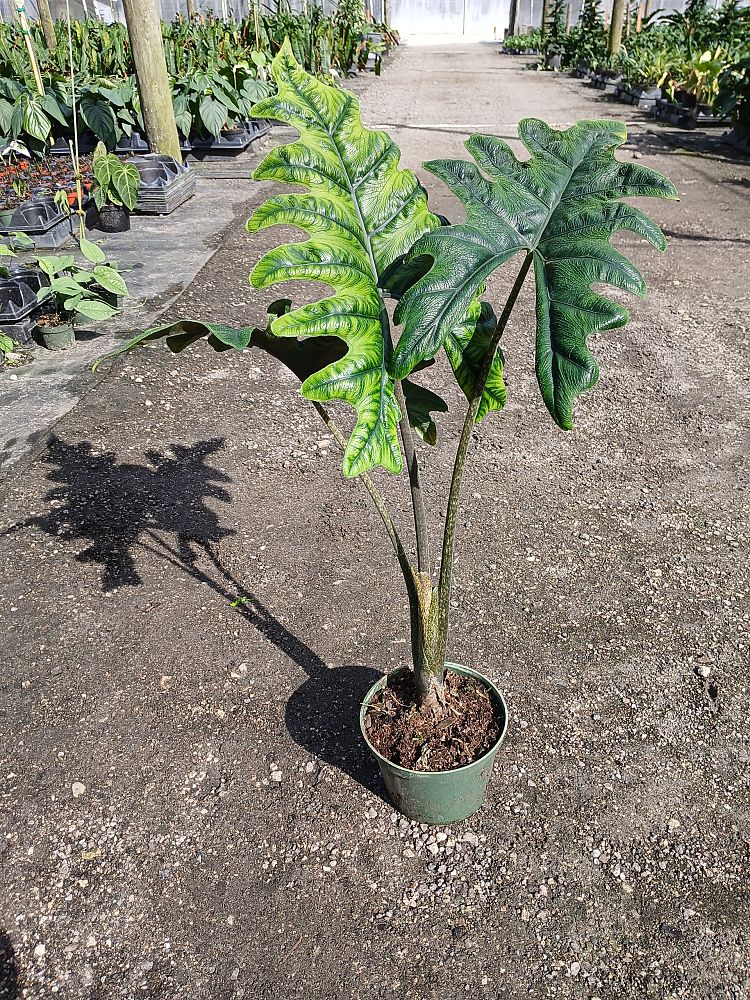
[722,127,750,155]
[629,86,662,110]
[0,265,50,323]
[0,199,75,249]
[130,154,196,215]
[187,128,254,160]
[49,132,97,156]
[0,313,37,346]
[243,118,271,142]
[653,100,728,129]
[115,131,150,156]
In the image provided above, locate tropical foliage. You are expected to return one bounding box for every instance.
[101,44,676,705]
[505,0,750,115]
[91,141,139,211]
[0,3,398,153]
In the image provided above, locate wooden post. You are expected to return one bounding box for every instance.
[122,0,182,160]
[565,1,572,29]
[507,0,518,34]
[635,0,644,31]
[608,0,626,56]
[383,0,391,25]
[625,0,631,36]
[37,0,57,52]
[186,0,196,15]
[541,0,552,35]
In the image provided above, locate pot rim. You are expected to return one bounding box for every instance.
[37,321,74,335]
[359,661,509,779]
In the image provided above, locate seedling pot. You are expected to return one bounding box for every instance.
[36,321,75,351]
[360,663,508,825]
[97,204,130,233]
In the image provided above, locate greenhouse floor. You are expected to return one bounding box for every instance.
[1,41,749,1000]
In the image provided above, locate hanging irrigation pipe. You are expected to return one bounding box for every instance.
[65,0,86,243]
[15,0,44,96]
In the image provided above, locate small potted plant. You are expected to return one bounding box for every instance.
[91,142,140,233]
[34,239,128,350]
[98,44,677,824]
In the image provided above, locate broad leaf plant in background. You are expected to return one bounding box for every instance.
[104,41,677,718]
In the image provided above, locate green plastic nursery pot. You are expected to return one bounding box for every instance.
[360,663,509,825]
[37,322,75,351]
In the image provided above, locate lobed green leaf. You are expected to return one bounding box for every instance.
[247,39,439,477]
[393,118,678,429]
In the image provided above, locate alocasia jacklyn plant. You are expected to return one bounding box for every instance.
[103,40,677,716]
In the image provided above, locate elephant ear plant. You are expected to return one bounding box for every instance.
[99,41,677,822]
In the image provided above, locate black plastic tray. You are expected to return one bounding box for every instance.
[189,128,253,152]
[129,153,189,188]
[0,263,50,324]
[115,131,150,155]
[130,154,195,215]
[0,198,75,248]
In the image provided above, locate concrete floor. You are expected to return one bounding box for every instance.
[0,158,269,473]
[1,41,749,1000]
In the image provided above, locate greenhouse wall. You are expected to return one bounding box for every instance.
[0,0,387,21]
[0,0,728,32]
[388,0,697,37]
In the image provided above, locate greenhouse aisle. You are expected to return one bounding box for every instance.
[1,40,749,1000]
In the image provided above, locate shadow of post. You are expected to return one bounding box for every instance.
[0,931,20,1000]
[4,433,385,797]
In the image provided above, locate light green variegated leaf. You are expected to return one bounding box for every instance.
[402,379,448,446]
[444,297,505,421]
[247,39,439,478]
[393,119,678,429]
[73,298,117,322]
[93,264,128,297]
[79,237,107,265]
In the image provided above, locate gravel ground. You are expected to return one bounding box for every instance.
[1,43,749,1000]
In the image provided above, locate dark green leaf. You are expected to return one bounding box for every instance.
[199,94,227,136]
[393,119,678,429]
[80,96,119,148]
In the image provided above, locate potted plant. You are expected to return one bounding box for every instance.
[35,238,128,350]
[91,142,140,233]
[98,43,677,824]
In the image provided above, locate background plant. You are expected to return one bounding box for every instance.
[37,241,127,324]
[91,141,139,211]
[0,5,398,153]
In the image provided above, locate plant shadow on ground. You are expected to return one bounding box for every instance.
[0,931,20,1000]
[7,434,385,798]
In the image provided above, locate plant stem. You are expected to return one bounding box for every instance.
[376,299,431,578]
[393,377,431,575]
[312,401,418,585]
[434,253,533,667]
[313,401,428,674]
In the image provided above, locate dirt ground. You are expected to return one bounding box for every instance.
[1,42,749,1000]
